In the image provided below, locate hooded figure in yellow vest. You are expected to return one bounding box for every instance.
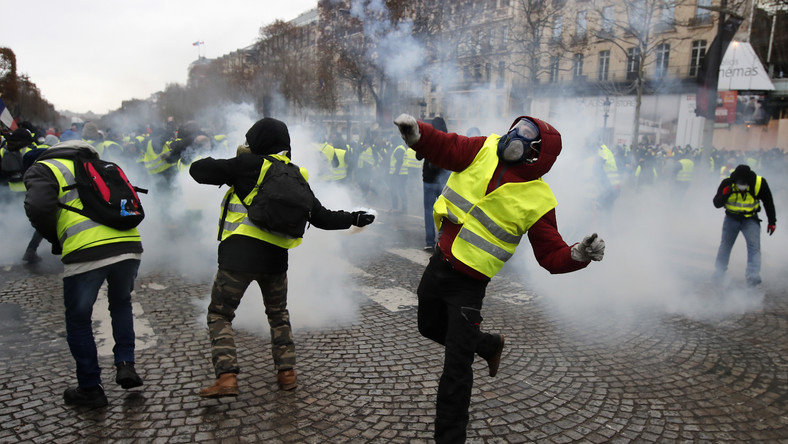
[394,113,606,443]
[23,140,144,408]
[712,164,776,287]
[1,128,36,192]
[388,137,409,213]
[189,117,375,398]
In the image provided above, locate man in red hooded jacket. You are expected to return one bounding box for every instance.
[394,114,605,442]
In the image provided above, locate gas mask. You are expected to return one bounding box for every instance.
[497,118,541,165]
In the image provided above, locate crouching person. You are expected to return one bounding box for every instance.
[190,117,375,397]
[23,140,145,408]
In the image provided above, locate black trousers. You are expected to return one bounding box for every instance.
[417,252,499,443]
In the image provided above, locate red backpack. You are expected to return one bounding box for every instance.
[56,151,148,230]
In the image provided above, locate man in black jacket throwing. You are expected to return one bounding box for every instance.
[190,118,374,397]
[712,164,776,287]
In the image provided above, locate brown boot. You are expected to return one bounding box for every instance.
[277,369,297,391]
[485,334,505,377]
[198,373,239,398]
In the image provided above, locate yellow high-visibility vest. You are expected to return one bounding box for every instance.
[433,135,557,278]
[37,158,141,259]
[218,154,308,249]
[404,148,422,169]
[725,176,762,217]
[389,145,408,175]
[677,159,694,182]
[599,145,620,186]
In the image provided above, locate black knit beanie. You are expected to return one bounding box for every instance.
[5,128,34,150]
[245,118,290,155]
[730,164,755,184]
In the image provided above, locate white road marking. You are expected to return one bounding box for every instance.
[387,248,430,267]
[94,285,157,357]
[362,286,417,312]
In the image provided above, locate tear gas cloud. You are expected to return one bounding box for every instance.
[7,2,786,340]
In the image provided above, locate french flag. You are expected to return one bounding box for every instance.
[0,98,17,130]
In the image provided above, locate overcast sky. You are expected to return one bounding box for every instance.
[1,0,318,115]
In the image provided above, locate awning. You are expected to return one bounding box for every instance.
[717,41,775,91]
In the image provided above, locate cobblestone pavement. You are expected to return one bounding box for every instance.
[0,214,786,443]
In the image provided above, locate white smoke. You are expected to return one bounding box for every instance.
[501,98,786,325]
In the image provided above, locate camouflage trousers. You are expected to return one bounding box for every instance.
[207,268,294,377]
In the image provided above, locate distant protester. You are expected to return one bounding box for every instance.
[712,164,777,287]
[23,140,146,407]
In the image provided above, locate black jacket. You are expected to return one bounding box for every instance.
[23,144,143,263]
[713,176,776,225]
[189,153,356,273]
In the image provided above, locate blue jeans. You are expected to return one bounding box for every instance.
[63,259,140,388]
[714,215,761,283]
[423,182,444,247]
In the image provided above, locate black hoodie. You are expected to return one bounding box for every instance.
[713,164,776,225]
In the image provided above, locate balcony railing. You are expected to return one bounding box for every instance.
[570,34,588,46]
[689,15,713,27]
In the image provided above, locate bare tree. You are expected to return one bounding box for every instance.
[589,0,696,146]
[508,0,571,113]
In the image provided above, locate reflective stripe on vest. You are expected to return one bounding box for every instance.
[218,154,307,249]
[724,176,763,216]
[38,158,141,258]
[404,148,422,169]
[359,147,375,167]
[389,145,408,175]
[433,135,557,277]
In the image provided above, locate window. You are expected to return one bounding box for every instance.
[576,11,587,38]
[485,63,492,82]
[500,28,509,48]
[598,50,610,81]
[655,43,670,77]
[629,0,646,32]
[498,61,506,87]
[500,0,510,6]
[572,54,584,79]
[553,16,563,41]
[602,6,614,33]
[696,0,711,18]
[489,30,496,49]
[689,39,707,77]
[626,46,641,80]
[549,56,560,83]
[661,3,675,26]
[463,66,471,80]
[474,64,482,81]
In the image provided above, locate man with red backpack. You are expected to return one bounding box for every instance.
[23,139,146,408]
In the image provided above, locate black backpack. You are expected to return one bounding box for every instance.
[246,156,314,238]
[58,152,148,230]
[1,149,24,180]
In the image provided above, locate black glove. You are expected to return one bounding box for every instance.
[351,211,375,227]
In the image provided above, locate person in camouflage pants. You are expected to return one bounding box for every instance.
[208,269,294,378]
[190,117,375,398]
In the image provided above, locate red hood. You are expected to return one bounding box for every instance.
[505,115,562,180]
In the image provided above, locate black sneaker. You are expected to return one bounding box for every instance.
[116,362,143,389]
[63,385,108,408]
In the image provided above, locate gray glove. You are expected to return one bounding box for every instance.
[394,113,421,147]
[570,233,605,262]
